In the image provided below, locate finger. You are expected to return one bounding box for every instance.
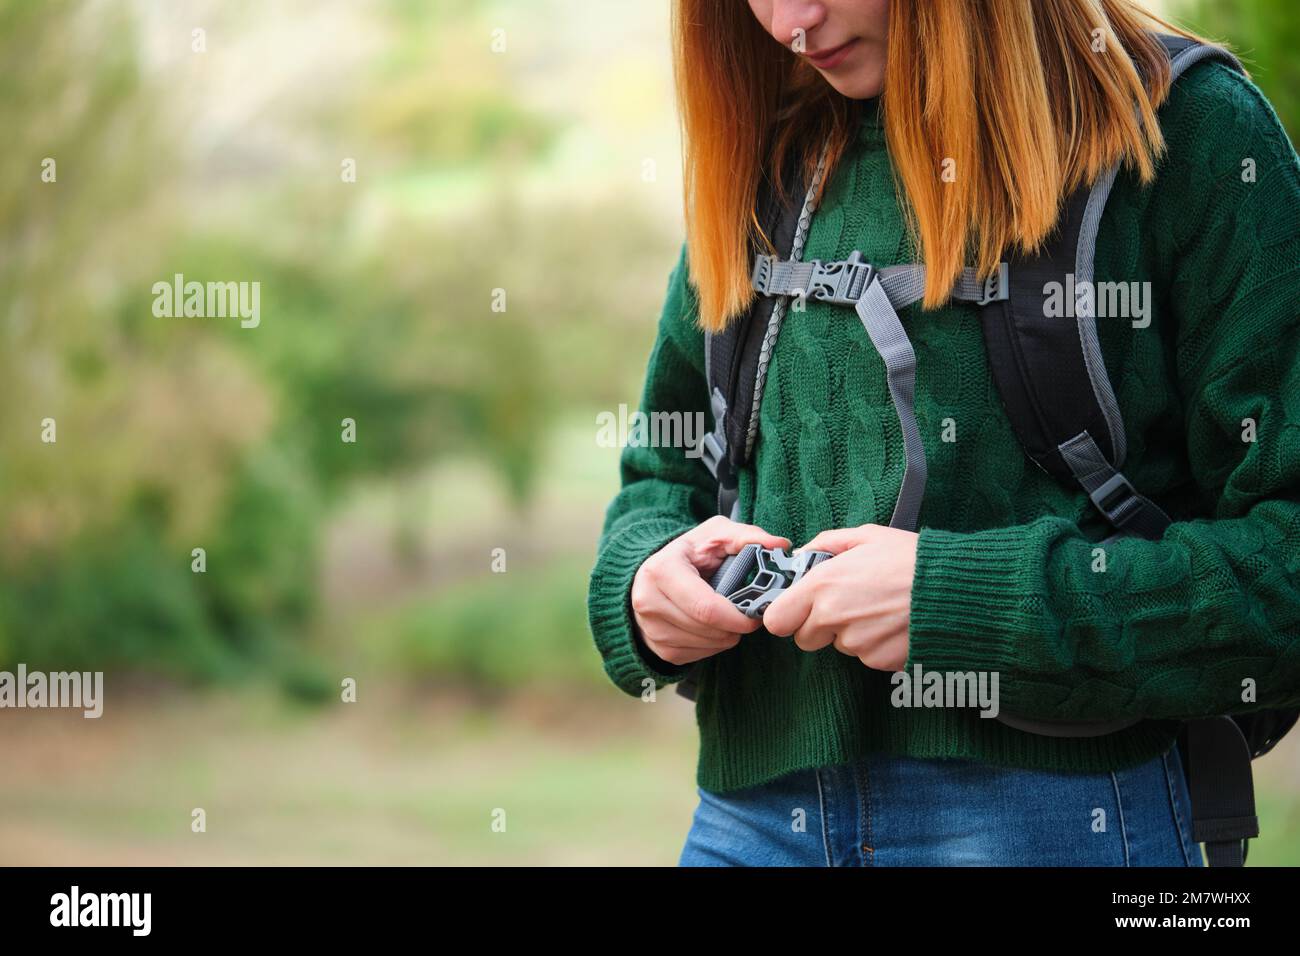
[728,522,792,550]
[646,593,744,643]
[719,519,791,550]
[797,526,871,556]
[646,624,741,654]
[793,624,836,653]
[689,521,791,566]
[664,558,763,634]
[760,580,815,637]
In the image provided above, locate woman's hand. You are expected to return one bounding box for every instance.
[631,516,791,667]
[763,524,917,671]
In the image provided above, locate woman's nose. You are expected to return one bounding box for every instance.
[770,0,828,50]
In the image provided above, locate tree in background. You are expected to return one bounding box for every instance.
[0,0,676,689]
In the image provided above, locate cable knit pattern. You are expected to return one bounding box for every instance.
[587,65,1300,794]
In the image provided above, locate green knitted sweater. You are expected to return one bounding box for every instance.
[587,60,1300,794]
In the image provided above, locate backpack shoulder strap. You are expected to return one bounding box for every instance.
[679,153,815,703]
[978,33,1245,540]
[700,152,815,519]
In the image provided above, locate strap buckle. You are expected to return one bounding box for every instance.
[977,262,1010,305]
[751,252,875,305]
[816,250,876,306]
[709,545,833,619]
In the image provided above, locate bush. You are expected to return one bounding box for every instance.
[368,558,604,691]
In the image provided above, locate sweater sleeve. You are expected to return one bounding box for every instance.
[586,244,719,696]
[905,63,1300,723]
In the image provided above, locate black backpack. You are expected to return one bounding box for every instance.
[679,34,1298,866]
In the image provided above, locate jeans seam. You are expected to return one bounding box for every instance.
[855,759,874,867]
[814,768,833,867]
[1162,748,1196,867]
[1109,771,1132,866]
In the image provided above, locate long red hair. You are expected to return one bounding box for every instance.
[673,0,1208,331]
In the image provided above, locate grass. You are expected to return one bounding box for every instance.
[0,684,699,866]
[3,682,1298,866]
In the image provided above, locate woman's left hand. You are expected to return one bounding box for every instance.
[762,524,918,671]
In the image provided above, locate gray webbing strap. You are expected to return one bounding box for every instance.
[752,255,1009,310]
[1058,431,1172,539]
[878,263,1009,309]
[749,254,1008,531]
[855,278,926,530]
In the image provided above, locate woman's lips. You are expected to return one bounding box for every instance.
[804,38,858,71]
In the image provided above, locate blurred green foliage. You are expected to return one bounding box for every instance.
[0,0,675,687]
[1180,0,1300,139]
[368,557,602,691]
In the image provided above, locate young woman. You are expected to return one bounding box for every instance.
[587,0,1300,866]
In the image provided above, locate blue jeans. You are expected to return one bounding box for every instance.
[679,748,1202,866]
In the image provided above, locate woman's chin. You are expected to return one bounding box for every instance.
[823,75,884,100]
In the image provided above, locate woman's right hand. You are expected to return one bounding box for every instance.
[630,516,791,667]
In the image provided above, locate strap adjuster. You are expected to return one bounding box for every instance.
[751,254,777,297]
[698,386,730,481]
[699,431,725,478]
[977,262,1010,305]
[1091,471,1140,521]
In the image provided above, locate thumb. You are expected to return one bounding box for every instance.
[797,525,871,556]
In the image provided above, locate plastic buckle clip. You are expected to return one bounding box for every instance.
[819,250,876,306]
[977,262,1010,305]
[709,545,834,619]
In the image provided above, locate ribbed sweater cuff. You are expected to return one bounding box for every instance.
[587,516,697,695]
[906,526,1041,677]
